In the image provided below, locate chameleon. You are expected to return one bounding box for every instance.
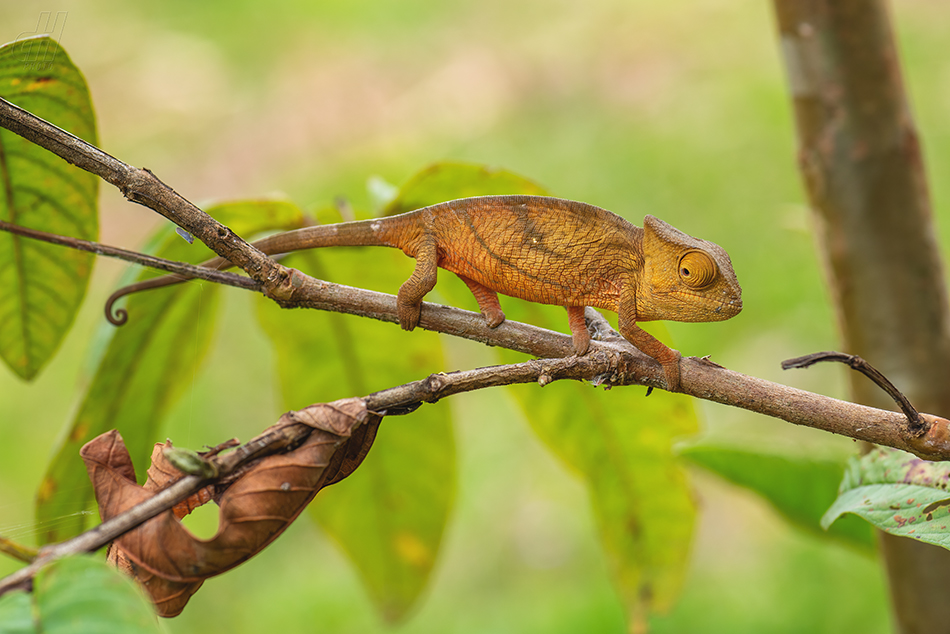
[106,195,742,391]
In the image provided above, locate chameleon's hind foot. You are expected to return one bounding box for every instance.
[398,240,437,331]
[397,300,422,331]
[458,274,506,328]
[566,306,591,355]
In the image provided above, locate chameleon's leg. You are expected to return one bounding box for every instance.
[565,305,590,355]
[397,238,438,330]
[618,301,681,392]
[457,274,506,328]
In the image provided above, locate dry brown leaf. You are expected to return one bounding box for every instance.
[80,398,381,617]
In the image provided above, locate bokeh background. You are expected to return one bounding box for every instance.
[2,1,949,631]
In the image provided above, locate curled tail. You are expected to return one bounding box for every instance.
[105,218,393,325]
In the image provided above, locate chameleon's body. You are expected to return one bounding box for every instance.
[110,195,742,391]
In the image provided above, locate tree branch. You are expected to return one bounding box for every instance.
[4,340,949,596]
[0,96,286,291]
[783,351,925,434]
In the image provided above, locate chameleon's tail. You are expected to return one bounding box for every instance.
[104,218,391,326]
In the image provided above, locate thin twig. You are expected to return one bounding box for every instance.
[0,220,260,292]
[782,351,926,434]
[0,355,596,595]
[0,537,37,565]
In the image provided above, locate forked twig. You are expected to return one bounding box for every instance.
[782,351,926,434]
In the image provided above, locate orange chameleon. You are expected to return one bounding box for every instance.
[107,195,742,391]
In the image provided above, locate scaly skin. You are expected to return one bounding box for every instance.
[106,195,742,391]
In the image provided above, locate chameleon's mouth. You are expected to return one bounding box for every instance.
[664,289,742,321]
[714,297,743,315]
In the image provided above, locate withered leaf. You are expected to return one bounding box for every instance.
[80,398,381,617]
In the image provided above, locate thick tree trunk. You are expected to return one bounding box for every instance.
[773,2,950,632]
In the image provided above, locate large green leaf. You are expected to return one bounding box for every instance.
[255,198,453,621]
[822,447,950,549]
[35,200,305,544]
[0,590,33,634]
[0,36,98,380]
[0,556,161,633]
[252,162,547,619]
[383,161,548,215]
[682,445,875,552]
[386,161,695,629]
[500,318,697,629]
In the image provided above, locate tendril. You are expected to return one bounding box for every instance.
[104,277,187,326]
[105,288,132,326]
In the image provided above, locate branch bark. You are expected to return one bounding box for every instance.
[0,96,285,292]
[773,2,950,631]
[2,331,949,597]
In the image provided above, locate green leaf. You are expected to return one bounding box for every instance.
[255,205,453,622]
[501,327,696,629]
[35,200,305,544]
[398,163,696,623]
[822,447,950,549]
[387,161,693,628]
[383,161,547,215]
[480,300,696,628]
[0,590,33,634]
[681,445,875,552]
[0,556,162,634]
[251,161,546,620]
[258,200,455,621]
[34,555,161,633]
[0,37,98,380]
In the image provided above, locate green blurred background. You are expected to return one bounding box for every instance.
[2,0,948,631]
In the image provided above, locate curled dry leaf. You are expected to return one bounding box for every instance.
[80,398,381,617]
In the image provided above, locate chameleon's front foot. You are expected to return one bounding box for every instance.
[659,354,682,393]
[618,320,683,392]
[481,307,506,329]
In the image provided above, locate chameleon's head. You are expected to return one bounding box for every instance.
[637,215,742,323]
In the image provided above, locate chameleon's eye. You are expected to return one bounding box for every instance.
[678,250,717,288]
